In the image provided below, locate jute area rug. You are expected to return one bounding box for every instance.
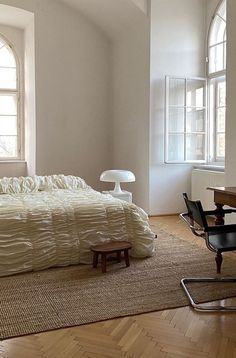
[1,230,236,340]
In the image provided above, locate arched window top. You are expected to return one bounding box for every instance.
[208,0,226,74]
[0,35,17,90]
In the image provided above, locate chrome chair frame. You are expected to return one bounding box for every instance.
[180,193,236,312]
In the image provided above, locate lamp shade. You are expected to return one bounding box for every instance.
[100,170,135,194]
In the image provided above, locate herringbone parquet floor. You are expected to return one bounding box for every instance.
[1,216,236,358]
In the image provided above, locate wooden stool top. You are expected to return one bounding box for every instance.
[91,240,132,254]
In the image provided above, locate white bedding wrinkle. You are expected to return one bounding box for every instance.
[0,175,155,277]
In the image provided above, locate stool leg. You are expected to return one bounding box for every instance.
[124,249,130,267]
[117,251,121,263]
[93,252,98,268]
[101,253,107,273]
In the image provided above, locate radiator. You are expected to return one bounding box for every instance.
[191,169,225,210]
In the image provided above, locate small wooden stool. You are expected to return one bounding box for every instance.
[91,241,132,273]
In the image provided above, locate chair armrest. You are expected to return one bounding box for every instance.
[180,213,204,237]
[206,224,236,233]
[203,209,236,216]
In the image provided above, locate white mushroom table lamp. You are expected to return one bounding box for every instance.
[100,170,135,203]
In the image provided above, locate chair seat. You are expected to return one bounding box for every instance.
[209,231,236,251]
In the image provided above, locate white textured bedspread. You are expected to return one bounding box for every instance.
[0,188,155,277]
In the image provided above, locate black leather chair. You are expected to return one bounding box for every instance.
[180,193,236,311]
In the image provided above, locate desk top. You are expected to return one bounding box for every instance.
[207,186,236,195]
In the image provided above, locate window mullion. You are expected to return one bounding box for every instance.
[184,79,187,162]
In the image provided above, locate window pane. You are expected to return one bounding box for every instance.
[209,15,226,46]
[218,81,226,106]
[216,133,225,157]
[0,45,16,68]
[218,0,226,21]
[0,116,17,135]
[0,135,17,157]
[0,68,16,89]
[217,108,225,132]
[209,43,224,73]
[169,79,185,106]
[186,80,205,107]
[224,41,226,68]
[168,134,184,161]
[0,39,5,48]
[168,108,184,132]
[186,109,205,132]
[0,95,17,115]
[186,134,205,161]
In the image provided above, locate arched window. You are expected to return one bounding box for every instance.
[208,0,226,162]
[0,34,22,159]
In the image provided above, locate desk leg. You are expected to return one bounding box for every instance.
[215,203,224,225]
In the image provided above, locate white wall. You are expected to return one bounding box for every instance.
[112,15,150,211]
[149,0,206,215]
[225,0,236,185]
[0,0,112,190]
[131,0,148,14]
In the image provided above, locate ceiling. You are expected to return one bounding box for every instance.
[60,0,148,40]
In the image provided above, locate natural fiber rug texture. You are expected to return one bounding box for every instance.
[1,230,236,340]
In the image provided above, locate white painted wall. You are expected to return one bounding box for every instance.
[149,0,206,215]
[0,0,112,190]
[112,16,150,211]
[131,0,148,14]
[225,0,236,185]
[206,0,221,27]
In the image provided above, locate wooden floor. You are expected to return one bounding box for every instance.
[1,216,236,358]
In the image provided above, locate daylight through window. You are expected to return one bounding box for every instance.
[0,35,21,159]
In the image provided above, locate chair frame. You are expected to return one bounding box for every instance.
[180,193,236,312]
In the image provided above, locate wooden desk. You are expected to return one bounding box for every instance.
[207,186,236,224]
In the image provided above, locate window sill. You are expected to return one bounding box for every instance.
[193,164,225,172]
[0,160,26,164]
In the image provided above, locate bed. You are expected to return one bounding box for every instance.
[0,174,155,277]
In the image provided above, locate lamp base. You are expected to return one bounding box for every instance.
[113,181,122,194]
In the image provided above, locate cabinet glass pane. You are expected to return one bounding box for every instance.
[0,95,17,115]
[186,109,205,132]
[186,134,205,161]
[168,134,184,161]
[0,135,17,157]
[169,79,185,106]
[168,108,184,132]
[186,80,205,107]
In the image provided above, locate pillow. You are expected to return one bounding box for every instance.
[37,174,89,191]
[0,174,89,194]
[0,176,39,194]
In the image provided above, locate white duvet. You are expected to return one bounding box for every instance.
[0,175,155,277]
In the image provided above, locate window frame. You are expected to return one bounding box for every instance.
[165,75,207,164]
[207,0,226,165]
[0,33,23,161]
